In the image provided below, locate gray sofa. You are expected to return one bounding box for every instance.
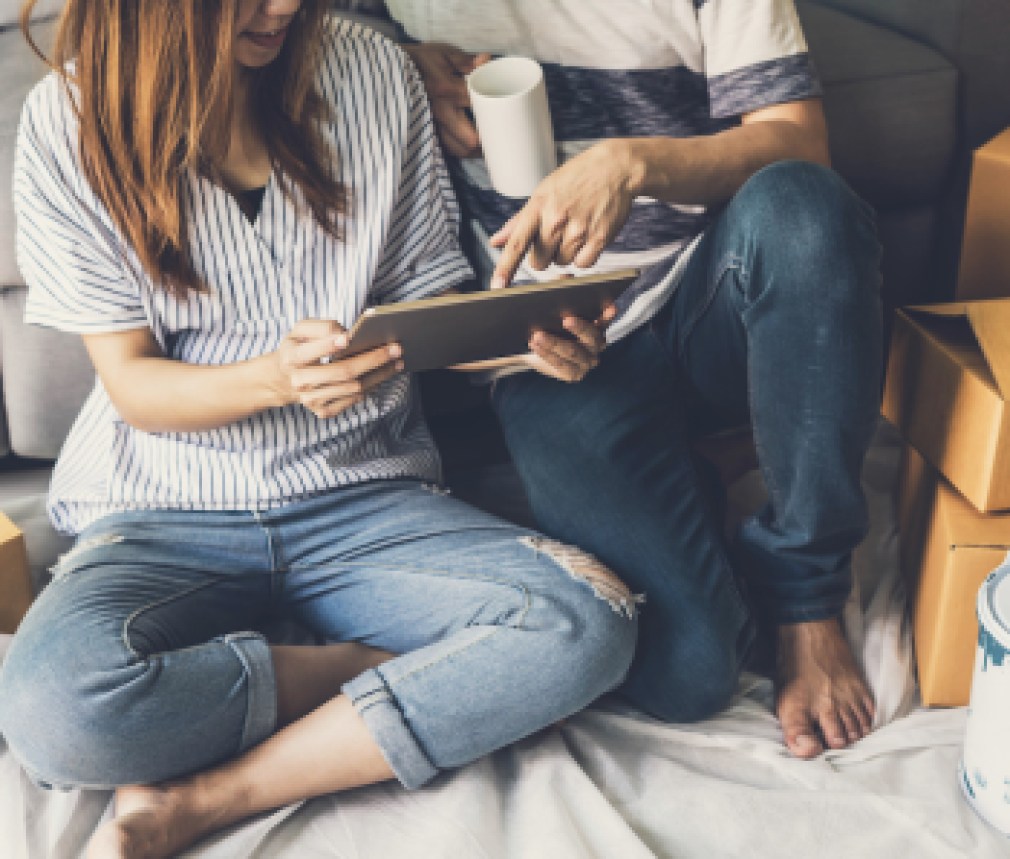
[2,0,1009,584]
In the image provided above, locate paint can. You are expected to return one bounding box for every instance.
[959,553,1010,837]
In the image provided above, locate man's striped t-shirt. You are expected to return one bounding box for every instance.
[381,0,822,340]
[14,19,473,535]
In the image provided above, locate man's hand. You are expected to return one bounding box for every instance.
[402,42,492,158]
[273,320,404,419]
[526,307,615,382]
[451,305,616,383]
[489,140,639,289]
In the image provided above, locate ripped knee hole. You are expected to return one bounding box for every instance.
[520,536,643,619]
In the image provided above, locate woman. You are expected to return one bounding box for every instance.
[0,2,637,856]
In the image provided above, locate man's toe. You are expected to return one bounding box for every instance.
[817,708,849,749]
[838,706,863,742]
[779,703,823,758]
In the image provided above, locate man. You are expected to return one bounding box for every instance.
[360,0,883,759]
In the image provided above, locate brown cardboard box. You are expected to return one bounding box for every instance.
[0,513,32,634]
[882,299,1010,512]
[898,445,1010,706]
[957,127,1010,301]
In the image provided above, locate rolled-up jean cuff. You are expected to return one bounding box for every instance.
[343,669,438,790]
[220,631,276,753]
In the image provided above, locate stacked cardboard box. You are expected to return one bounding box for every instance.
[884,300,1010,705]
[0,513,32,635]
[957,128,1010,301]
[895,445,1010,706]
[882,127,1010,705]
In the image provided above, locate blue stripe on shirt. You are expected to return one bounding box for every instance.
[708,53,822,119]
[541,63,736,142]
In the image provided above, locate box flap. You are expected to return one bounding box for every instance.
[967,302,1010,400]
[978,127,1010,165]
[0,513,21,543]
[938,478,1010,548]
[905,300,1010,399]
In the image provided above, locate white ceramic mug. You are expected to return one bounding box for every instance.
[466,57,558,199]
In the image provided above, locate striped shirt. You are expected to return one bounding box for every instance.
[14,19,473,535]
[382,0,822,340]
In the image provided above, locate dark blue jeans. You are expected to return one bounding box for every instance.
[491,161,883,723]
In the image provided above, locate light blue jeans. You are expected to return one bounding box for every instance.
[0,480,637,790]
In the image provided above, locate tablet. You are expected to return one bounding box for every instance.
[345,268,640,372]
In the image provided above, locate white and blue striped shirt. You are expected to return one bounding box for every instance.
[382,0,822,340]
[14,19,473,535]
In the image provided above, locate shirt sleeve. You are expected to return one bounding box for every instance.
[13,79,148,334]
[697,0,823,120]
[368,52,475,305]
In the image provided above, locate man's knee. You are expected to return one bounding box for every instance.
[727,161,882,323]
[622,644,740,724]
[739,161,880,266]
[618,593,748,723]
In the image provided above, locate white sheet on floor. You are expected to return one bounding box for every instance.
[1,423,1007,858]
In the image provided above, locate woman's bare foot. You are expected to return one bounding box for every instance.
[775,618,875,759]
[86,781,233,859]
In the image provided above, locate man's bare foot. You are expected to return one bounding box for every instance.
[775,617,875,759]
[86,781,229,859]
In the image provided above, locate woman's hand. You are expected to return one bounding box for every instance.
[402,42,492,158]
[489,140,641,289]
[272,320,404,419]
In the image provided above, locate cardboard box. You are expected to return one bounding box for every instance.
[882,299,1010,512]
[0,513,32,635]
[898,445,1010,706]
[957,127,1010,301]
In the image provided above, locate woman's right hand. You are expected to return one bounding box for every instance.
[402,42,491,158]
[271,319,404,420]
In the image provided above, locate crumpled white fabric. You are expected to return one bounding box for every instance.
[1,422,1007,858]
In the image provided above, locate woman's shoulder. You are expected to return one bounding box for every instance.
[316,14,416,106]
[17,67,81,165]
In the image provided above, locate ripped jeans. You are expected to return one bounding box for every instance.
[0,480,637,791]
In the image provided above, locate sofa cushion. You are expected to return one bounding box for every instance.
[0,19,55,290]
[1,287,92,459]
[0,0,61,29]
[798,2,957,210]
[810,0,963,56]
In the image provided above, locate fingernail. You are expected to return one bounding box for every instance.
[333,335,347,349]
[388,343,402,358]
[796,735,818,750]
[490,275,504,290]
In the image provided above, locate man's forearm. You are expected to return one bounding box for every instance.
[621,114,831,208]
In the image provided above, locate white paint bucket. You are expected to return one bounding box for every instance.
[960,553,1010,837]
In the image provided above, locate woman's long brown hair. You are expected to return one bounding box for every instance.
[20,0,346,296]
